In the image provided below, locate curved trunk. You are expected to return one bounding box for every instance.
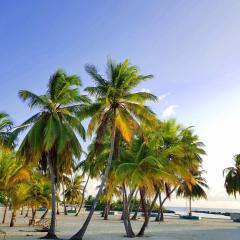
[70,125,116,240]
[44,156,57,239]
[122,185,135,238]
[155,187,177,222]
[2,203,8,224]
[41,208,49,219]
[10,209,16,227]
[137,188,159,237]
[75,174,90,216]
[30,208,37,225]
[130,190,139,221]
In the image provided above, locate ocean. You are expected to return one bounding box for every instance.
[166,206,240,219]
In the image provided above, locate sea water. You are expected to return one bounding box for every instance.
[166,206,240,219]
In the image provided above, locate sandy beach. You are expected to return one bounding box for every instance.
[1,209,240,240]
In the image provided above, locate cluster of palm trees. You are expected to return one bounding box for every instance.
[0,59,208,240]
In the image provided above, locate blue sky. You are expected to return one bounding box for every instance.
[1,0,240,208]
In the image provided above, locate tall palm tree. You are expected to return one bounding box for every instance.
[223,154,240,197]
[70,59,157,240]
[176,170,208,216]
[15,70,89,239]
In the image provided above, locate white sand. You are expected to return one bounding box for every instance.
[0,209,240,240]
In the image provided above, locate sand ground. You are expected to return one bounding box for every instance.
[0,209,240,240]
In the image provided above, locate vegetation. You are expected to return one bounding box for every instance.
[0,59,210,240]
[224,154,240,197]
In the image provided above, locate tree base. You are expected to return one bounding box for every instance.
[124,235,135,238]
[40,232,59,239]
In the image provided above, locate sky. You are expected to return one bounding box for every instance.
[1,0,240,209]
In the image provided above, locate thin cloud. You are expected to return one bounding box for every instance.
[158,93,170,103]
[162,105,177,118]
[140,88,150,93]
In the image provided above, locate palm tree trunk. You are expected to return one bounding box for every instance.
[57,201,60,215]
[10,209,16,227]
[24,207,29,218]
[145,188,160,225]
[155,192,163,222]
[21,206,24,215]
[104,202,109,220]
[122,185,135,238]
[70,125,116,240]
[2,203,8,224]
[155,186,177,222]
[129,190,138,215]
[44,158,57,239]
[120,210,124,220]
[62,180,68,215]
[41,209,49,219]
[131,203,140,220]
[189,195,192,216]
[30,208,37,225]
[75,173,90,216]
[137,188,148,237]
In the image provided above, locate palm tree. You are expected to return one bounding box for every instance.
[0,152,30,224]
[0,112,14,150]
[223,154,240,197]
[15,70,88,239]
[117,137,165,237]
[176,170,208,216]
[64,174,84,208]
[0,152,30,226]
[70,59,157,240]
[9,183,29,227]
[25,173,51,224]
[145,119,185,222]
[74,144,103,217]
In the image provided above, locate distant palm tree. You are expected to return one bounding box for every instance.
[0,112,13,150]
[15,70,89,239]
[70,59,157,240]
[223,154,240,197]
[25,173,51,224]
[64,175,84,207]
[176,170,208,216]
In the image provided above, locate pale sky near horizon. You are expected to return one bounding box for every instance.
[1,0,240,209]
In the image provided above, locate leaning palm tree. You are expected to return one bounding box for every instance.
[176,170,208,216]
[223,154,240,197]
[15,70,89,239]
[70,59,157,240]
